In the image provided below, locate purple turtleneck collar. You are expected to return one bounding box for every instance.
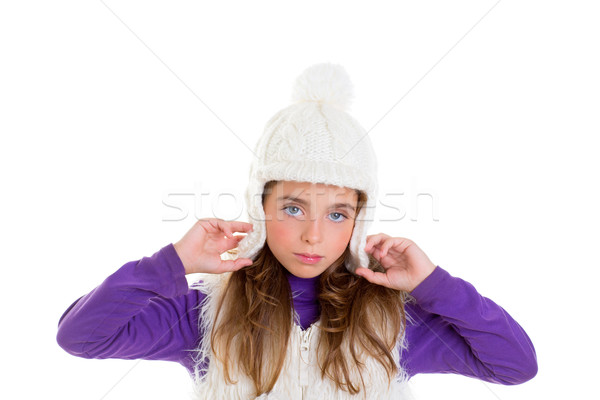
[285,270,321,330]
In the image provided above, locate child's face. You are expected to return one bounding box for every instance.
[263,180,358,278]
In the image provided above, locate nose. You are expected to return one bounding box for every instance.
[301,218,322,245]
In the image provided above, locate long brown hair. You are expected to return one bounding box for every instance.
[210,180,407,396]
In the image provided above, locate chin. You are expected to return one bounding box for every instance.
[293,270,321,279]
[285,264,326,279]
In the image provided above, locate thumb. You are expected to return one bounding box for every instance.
[355,267,389,288]
[355,267,375,281]
[221,258,253,272]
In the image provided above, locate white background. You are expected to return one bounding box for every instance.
[1,1,598,399]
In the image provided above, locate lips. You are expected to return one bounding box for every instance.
[294,253,324,264]
[297,253,322,258]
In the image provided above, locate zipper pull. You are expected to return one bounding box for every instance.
[299,326,313,386]
[301,328,311,351]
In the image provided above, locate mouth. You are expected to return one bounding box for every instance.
[294,253,323,264]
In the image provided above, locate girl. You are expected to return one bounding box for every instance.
[56,63,537,399]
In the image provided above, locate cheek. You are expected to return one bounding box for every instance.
[330,224,355,251]
[266,219,294,246]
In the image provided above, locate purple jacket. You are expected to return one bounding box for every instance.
[56,243,537,385]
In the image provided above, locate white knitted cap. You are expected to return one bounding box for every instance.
[236,63,378,273]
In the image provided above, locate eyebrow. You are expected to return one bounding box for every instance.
[277,195,356,212]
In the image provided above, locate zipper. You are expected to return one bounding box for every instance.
[299,324,314,389]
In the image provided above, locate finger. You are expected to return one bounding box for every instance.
[365,233,390,252]
[383,237,412,256]
[228,236,244,248]
[227,220,254,234]
[370,247,384,261]
[214,233,247,256]
[380,237,397,258]
[215,219,235,239]
[199,218,241,236]
[198,218,231,238]
[223,221,255,240]
[233,258,253,269]
[224,234,246,248]
[220,258,252,273]
[355,267,390,288]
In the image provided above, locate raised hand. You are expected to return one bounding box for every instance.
[355,233,437,292]
[173,218,254,275]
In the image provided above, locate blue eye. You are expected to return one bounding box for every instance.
[283,206,302,216]
[282,206,347,223]
[329,212,346,222]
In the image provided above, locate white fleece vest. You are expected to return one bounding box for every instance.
[188,272,413,400]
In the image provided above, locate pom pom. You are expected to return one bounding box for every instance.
[291,62,354,111]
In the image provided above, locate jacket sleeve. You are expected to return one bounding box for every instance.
[400,266,538,385]
[56,243,204,371]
